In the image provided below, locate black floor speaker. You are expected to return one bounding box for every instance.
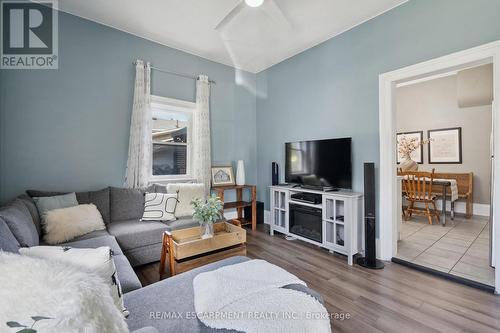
[244,201,264,224]
[357,162,384,269]
[272,162,279,186]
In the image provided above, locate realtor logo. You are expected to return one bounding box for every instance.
[1,0,58,69]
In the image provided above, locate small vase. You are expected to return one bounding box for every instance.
[401,156,418,172]
[200,221,214,239]
[236,160,245,186]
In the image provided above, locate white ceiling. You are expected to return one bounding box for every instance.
[57,0,407,73]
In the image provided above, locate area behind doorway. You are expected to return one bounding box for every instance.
[394,64,494,287]
[398,215,492,285]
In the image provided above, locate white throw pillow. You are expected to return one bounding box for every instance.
[19,246,128,318]
[0,252,128,333]
[166,183,205,217]
[43,204,105,244]
[142,192,178,221]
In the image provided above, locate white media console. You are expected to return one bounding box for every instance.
[269,185,364,265]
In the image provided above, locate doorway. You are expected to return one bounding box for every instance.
[378,41,500,292]
[394,64,493,286]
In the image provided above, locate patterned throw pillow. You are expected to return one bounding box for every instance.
[19,246,128,317]
[141,193,178,221]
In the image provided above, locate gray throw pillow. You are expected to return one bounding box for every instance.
[33,192,79,219]
[0,199,39,247]
[76,188,111,224]
[0,217,20,253]
[27,188,111,224]
[17,194,42,237]
[109,186,153,222]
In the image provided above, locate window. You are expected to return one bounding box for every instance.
[150,96,196,180]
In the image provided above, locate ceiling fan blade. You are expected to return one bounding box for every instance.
[215,0,246,31]
[261,0,292,31]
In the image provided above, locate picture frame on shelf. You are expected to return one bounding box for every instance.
[396,131,424,164]
[428,127,462,164]
[211,166,235,186]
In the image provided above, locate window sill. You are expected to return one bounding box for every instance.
[149,177,197,185]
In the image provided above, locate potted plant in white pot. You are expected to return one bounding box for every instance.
[191,194,223,239]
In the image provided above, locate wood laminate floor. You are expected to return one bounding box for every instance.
[135,225,500,333]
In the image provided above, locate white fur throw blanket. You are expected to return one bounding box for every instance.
[0,252,129,333]
[193,259,331,333]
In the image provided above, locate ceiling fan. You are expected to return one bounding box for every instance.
[214,0,291,31]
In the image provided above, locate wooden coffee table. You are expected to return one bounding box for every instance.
[159,221,246,278]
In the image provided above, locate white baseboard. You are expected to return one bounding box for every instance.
[264,210,271,225]
[224,210,238,220]
[470,203,491,217]
[376,238,382,260]
[406,200,490,217]
[225,210,272,224]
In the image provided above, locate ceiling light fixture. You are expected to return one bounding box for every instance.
[245,0,264,8]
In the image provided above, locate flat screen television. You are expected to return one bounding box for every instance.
[285,137,352,190]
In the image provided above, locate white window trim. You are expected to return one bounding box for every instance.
[151,95,196,113]
[150,95,196,183]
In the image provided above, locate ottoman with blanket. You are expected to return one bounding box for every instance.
[125,256,331,333]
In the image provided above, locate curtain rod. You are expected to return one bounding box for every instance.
[132,61,216,85]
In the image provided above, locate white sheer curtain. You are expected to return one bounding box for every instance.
[193,75,212,195]
[124,60,151,188]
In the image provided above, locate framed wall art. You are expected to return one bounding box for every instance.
[396,131,424,164]
[211,166,235,186]
[428,127,462,164]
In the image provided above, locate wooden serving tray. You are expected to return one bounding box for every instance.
[159,221,247,278]
[171,222,246,260]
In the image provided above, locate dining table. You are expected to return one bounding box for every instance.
[432,179,455,226]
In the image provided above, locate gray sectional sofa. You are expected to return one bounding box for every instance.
[0,185,324,333]
[0,184,199,293]
[27,184,200,267]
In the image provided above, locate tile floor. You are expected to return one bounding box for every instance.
[395,214,494,286]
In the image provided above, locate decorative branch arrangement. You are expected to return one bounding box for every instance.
[397,136,431,158]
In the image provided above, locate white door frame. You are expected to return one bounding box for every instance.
[378,40,500,292]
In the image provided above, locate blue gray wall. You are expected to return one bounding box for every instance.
[256,0,500,211]
[0,11,257,202]
[2,0,500,211]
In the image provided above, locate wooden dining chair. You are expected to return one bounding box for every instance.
[399,168,440,225]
